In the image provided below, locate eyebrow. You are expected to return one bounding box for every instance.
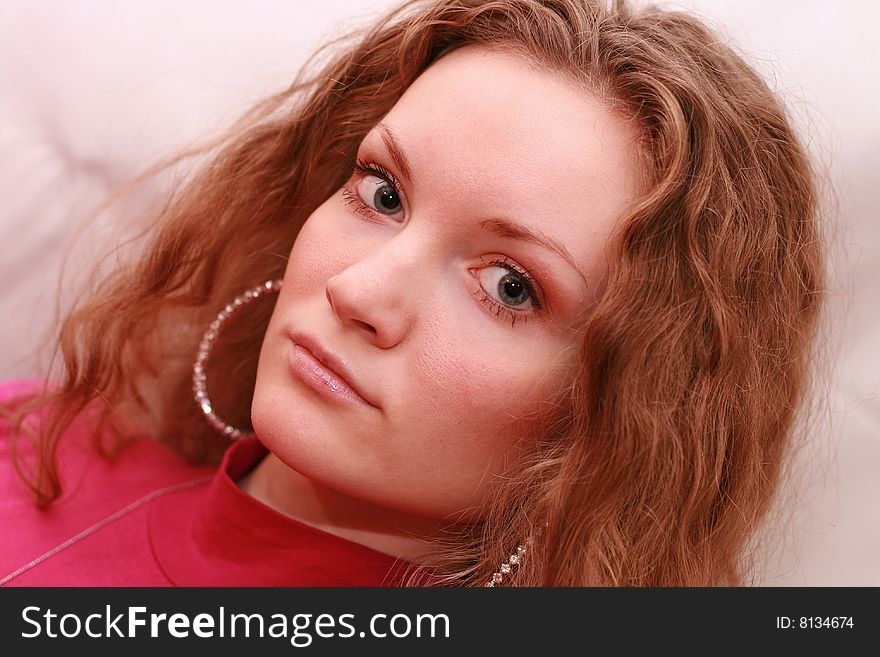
[479,218,588,287]
[373,122,589,287]
[377,123,413,184]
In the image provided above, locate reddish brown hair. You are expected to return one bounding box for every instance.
[2,0,824,586]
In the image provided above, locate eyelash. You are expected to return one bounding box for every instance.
[473,257,542,328]
[341,158,543,328]
[341,159,404,221]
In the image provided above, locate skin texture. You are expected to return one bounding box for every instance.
[244,45,643,561]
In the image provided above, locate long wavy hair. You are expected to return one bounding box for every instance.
[2,0,824,586]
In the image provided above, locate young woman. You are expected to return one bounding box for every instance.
[0,0,824,586]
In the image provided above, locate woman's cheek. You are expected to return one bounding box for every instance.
[413,335,538,425]
[288,210,350,287]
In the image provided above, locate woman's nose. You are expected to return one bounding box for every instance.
[324,241,423,349]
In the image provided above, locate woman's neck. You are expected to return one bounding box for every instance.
[236,452,443,563]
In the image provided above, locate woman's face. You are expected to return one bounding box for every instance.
[252,45,642,521]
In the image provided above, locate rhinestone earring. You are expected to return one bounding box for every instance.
[485,536,531,586]
[193,279,283,439]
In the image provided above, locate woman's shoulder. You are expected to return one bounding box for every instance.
[0,378,48,403]
[1,378,211,492]
[0,378,58,456]
[0,378,216,579]
[0,378,122,465]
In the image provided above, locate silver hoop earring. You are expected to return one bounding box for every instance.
[193,279,283,439]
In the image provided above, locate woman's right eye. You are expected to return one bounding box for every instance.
[356,176,403,215]
[341,160,406,222]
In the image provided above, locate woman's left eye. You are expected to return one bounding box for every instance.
[474,259,543,327]
[479,265,534,308]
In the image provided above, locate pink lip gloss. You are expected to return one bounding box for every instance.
[287,342,376,410]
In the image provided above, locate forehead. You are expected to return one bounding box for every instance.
[362,45,643,287]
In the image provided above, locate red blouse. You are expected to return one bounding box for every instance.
[0,380,410,586]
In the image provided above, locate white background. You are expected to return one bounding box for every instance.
[0,1,877,585]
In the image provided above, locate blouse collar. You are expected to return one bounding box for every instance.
[148,437,412,586]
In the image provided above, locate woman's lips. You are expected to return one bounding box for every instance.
[287,339,379,411]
